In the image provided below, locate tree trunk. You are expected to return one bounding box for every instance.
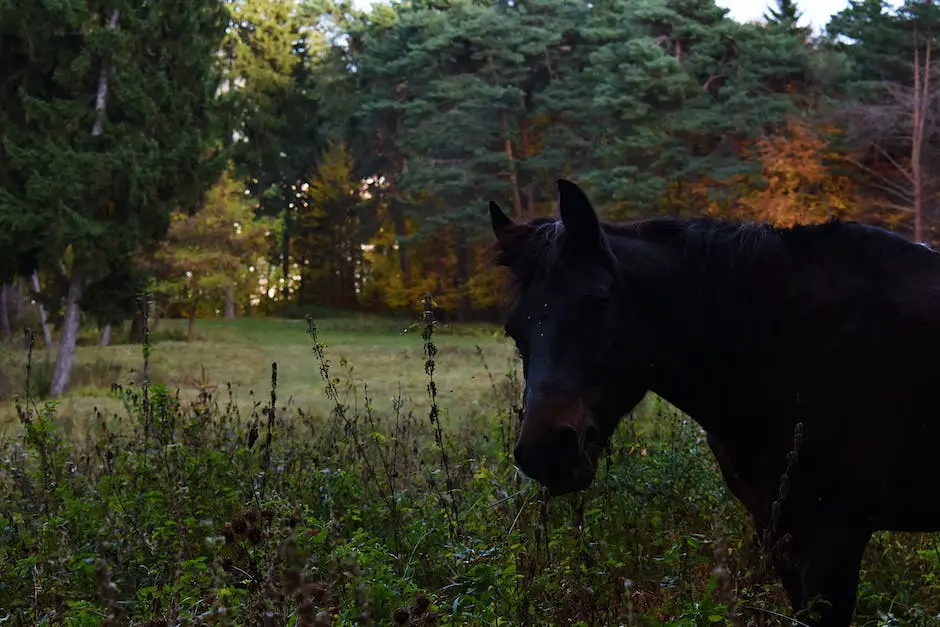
[187,302,197,343]
[341,237,359,309]
[298,270,307,304]
[264,264,275,314]
[388,196,412,290]
[501,109,524,220]
[50,264,86,397]
[128,312,145,343]
[519,113,536,218]
[453,230,471,322]
[912,36,931,242]
[281,209,292,301]
[84,9,120,355]
[91,9,120,137]
[224,285,236,319]
[0,283,10,339]
[30,271,54,349]
[375,131,412,290]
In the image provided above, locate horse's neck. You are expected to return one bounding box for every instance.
[626,228,801,431]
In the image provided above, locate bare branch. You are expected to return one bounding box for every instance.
[839,155,914,203]
[870,142,915,184]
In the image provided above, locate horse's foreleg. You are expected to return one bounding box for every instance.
[794,525,871,627]
[772,554,802,611]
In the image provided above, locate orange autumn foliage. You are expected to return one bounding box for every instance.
[736,121,861,227]
[358,122,866,319]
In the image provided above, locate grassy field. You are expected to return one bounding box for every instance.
[0,315,518,432]
[1,314,938,625]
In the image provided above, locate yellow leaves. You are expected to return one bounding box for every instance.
[152,165,274,312]
[302,141,356,210]
[358,215,506,317]
[358,216,414,311]
[736,120,860,227]
[466,264,509,310]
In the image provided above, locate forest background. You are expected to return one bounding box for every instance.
[2,0,939,396]
[5,1,940,624]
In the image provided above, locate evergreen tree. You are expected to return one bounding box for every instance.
[82,259,150,346]
[224,0,328,301]
[322,0,418,290]
[338,0,827,314]
[580,0,817,217]
[0,0,232,395]
[293,142,364,308]
[765,0,809,38]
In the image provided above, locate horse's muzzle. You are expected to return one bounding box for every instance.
[513,419,601,495]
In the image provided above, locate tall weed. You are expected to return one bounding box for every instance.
[0,313,937,625]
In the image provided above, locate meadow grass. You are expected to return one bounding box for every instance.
[0,313,937,625]
[0,315,517,433]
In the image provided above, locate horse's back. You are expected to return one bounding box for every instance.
[782,225,940,531]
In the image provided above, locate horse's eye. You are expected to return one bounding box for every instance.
[581,295,610,310]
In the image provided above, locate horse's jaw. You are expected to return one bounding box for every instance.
[543,470,595,496]
[541,442,602,496]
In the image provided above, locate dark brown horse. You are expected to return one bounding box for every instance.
[489,179,940,626]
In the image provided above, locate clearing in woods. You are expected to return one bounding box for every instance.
[0,315,518,432]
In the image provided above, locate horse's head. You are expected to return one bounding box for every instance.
[491,180,652,495]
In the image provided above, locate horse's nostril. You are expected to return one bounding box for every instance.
[584,422,600,447]
[549,426,582,465]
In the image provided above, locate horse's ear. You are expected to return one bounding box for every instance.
[557,179,603,249]
[489,201,514,242]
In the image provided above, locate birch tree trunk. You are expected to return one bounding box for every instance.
[50,263,86,396]
[100,323,112,347]
[30,271,54,349]
[50,8,119,397]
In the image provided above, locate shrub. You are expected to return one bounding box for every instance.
[0,309,936,625]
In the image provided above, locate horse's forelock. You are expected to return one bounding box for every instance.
[490,218,563,278]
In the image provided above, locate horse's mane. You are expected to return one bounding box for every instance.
[493,214,933,290]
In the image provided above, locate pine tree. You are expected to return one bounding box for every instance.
[224,0,327,301]
[765,0,809,38]
[579,0,816,217]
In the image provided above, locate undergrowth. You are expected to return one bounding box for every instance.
[0,306,938,625]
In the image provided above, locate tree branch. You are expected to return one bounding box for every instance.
[870,142,914,184]
[839,155,914,203]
